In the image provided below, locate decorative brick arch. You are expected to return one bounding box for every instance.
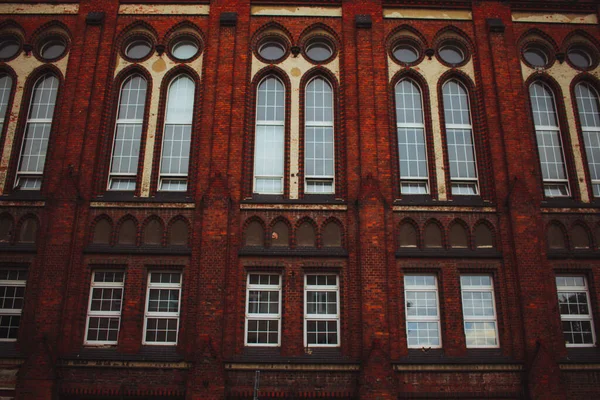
[546,220,569,250]
[15,213,39,245]
[570,221,593,250]
[518,28,560,53]
[115,215,139,246]
[398,217,420,249]
[89,214,113,245]
[473,219,497,249]
[242,216,267,247]
[167,215,191,246]
[267,216,292,248]
[423,218,445,249]
[320,217,345,248]
[448,218,471,249]
[141,216,166,246]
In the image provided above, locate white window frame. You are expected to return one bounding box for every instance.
[0,74,13,137]
[304,274,340,347]
[84,270,125,346]
[556,275,596,348]
[404,274,442,349]
[574,82,600,198]
[245,273,282,347]
[0,269,27,342]
[142,271,182,345]
[460,275,500,349]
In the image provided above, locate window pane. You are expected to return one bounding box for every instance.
[0,75,12,134]
[575,83,600,197]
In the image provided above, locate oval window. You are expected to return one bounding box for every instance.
[568,47,592,69]
[306,39,333,62]
[258,40,286,61]
[393,44,419,64]
[40,39,66,60]
[172,39,198,61]
[0,39,20,60]
[125,39,152,60]
[439,44,464,64]
[523,46,548,68]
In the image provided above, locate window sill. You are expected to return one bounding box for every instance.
[239,247,348,257]
[84,244,191,255]
[547,250,600,260]
[0,190,45,202]
[243,194,345,205]
[0,243,37,253]
[393,348,517,365]
[396,249,502,259]
[394,196,493,207]
[62,345,184,362]
[227,347,356,365]
[561,347,600,364]
[95,191,194,203]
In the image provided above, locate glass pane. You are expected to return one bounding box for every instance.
[0,40,19,59]
[172,40,198,60]
[126,40,152,59]
[41,40,66,60]
[393,45,418,63]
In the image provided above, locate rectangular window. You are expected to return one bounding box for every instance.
[404,275,441,348]
[84,271,125,345]
[556,276,596,347]
[245,273,281,346]
[143,271,181,345]
[0,269,27,341]
[460,275,499,348]
[304,274,340,347]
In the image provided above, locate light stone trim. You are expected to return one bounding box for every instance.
[0,201,45,208]
[393,363,522,372]
[240,203,347,211]
[90,202,195,209]
[393,206,496,213]
[0,4,79,14]
[251,6,341,17]
[225,362,359,371]
[384,8,472,21]
[118,4,210,15]
[512,12,597,25]
[559,363,600,370]
[542,208,600,214]
[59,360,191,369]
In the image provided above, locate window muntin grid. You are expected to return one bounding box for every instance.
[143,271,182,345]
[305,77,334,194]
[442,80,478,195]
[304,274,340,347]
[84,271,125,345]
[0,269,27,341]
[159,74,194,192]
[529,81,570,197]
[575,82,600,197]
[15,74,59,190]
[254,77,285,194]
[108,74,147,191]
[460,275,499,348]
[556,276,596,347]
[0,74,12,136]
[404,275,441,348]
[395,79,429,194]
[245,273,281,346]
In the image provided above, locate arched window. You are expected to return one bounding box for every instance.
[108,74,147,191]
[0,74,12,135]
[92,219,111,244]
[159,74,194,192]
[424,223,443,248]
[322,222,342,247]
[143,219,163,245]
[169,220,188,246]
[399,222,418,248]
[395,79,429,194]
[254,76,285,194]
[305,77,334,194]
[270,221,289,247]
[118,220,137,245]
[547,223,567,250]
[18,217,38,243]
[244,220,265,247]
[474,224,494,249]
[529,81,569,197]
[15,73,59,190]
[442,80,478,195]
[574,82,600,198]
[296,222,316,247]
[571,225,590,250]
[449,223,469,249]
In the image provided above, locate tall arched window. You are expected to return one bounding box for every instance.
[159,74,194,192]
[574,82,600,198]
[254,76,285,194]
[305,77,334,194]
[0,74,12,136]
[442,80,478,195]
[15,73,59,190]
[395,78,429,194]
[108,74,147,191]
[529,81,569,197]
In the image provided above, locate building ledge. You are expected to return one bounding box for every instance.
[239,247,348,257]
[396,249,502,259]
[84,245,191,255]
[59,346,188,369]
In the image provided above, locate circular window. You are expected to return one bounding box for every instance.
[393,44,419,64]
[40,38,66,60]
[305,39,333,62]
[439,44,465,65]
[0,38,20,60]
[568,47,592,69]
[258,40,286,62]
[125,39,152,60]
[171,39,199,61]
[523,46,548,68]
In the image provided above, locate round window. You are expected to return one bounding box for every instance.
[393,44,419,64]
[125,39,152,60]
[568,47,592,69]
[258,40,286,61]
[171,39,199,61]
[0,39,20,60]
[439,44,465,65]
[306,39,333,62]
[40,39,66,60]
[523,46,548,68]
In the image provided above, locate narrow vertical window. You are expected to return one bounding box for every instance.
[529,81,570,197]
[556,276,596,347]
[575,82,600,197]
[305,77,334,193]
[108,74,147,191]
[404,275,441,348]
[84,271,124,345]
[15,74,58,190]
[143,271,181,345]
[0,268,27,341]
[305,274,340,347]
[245,273,281,346]
[0,74,12,136]
[442,80,479,195]
[159,75,194,192]
[460,275,499,348]
[396,79,429,194]
[254,77,285,194]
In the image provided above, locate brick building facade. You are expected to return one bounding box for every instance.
[0,0,599,399]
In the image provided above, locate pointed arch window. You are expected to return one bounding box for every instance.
[395,78,429,194]
[442,80,478,195]
[254,76,285,194]
[159,74,194,192]
[305,77,334,194]
[0,74,12,136]
[529,81,569,197]
[15,73,59,190]
[108,74,147,191]
[574,82,600,197]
